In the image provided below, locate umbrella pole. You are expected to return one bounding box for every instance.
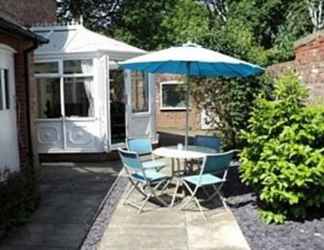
[185,76,190,150]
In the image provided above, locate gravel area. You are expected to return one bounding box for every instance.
[225,167,324,250]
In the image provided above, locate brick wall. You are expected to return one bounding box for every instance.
[0,0,56,26]
[267,31,324,103]
[155,74,202,131]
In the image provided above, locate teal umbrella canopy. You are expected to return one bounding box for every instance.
[120,43,264,77]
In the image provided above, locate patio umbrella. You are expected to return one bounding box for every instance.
[120,43,264,148]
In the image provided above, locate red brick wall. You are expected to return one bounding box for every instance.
[155,74,202,131]
[0,34,34,169]
[267,31,324,103]
[0,0,56,26]
[294,35,324,101]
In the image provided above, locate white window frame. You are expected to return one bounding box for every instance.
[160,80,187,111]
[0,68,9,111]
[34,58,95,120]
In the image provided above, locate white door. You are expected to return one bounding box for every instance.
[0,45,20,172]
[125,70,156,141]
[35,58,103,153]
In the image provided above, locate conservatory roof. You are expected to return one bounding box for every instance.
[31,24,145,56]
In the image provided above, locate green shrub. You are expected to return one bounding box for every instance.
[240,72,324,224]
[0,165,40,238]
[191,74,274,149]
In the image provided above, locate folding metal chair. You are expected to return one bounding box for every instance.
[127,137,166,170]
[193,135,222,151]
[181,150,235,219]
[118,148,170,213]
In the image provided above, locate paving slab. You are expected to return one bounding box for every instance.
[0,161,122,250]
[98,179,251,250]
[186,210,250,250]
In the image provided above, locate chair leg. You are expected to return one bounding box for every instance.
[124,177,169,213]
[193,197,207,221]
[211,184,228,210]
[123,184,136,205]
[180,181,198,210]
[148,185,168,207]
[160,179,170,192]
[153,179,168,191]
[170,178,181,207]
[180,182,207,220]
[138,194,151,214]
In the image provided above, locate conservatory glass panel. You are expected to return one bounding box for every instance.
[63,60,93,74]
[64,77,94,117]
[37,78,61,118]
[0,70,3,110]
[4,69,9,109]
[131,72,149,113]
[34,62,59,74]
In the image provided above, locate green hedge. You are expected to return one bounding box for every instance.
[240,72,324,224]
[0,165,40,238]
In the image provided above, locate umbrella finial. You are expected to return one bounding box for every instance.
[183,42,202,48]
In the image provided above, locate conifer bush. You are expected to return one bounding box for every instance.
[240,72,324,224]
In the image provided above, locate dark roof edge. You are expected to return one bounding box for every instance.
[0,17,48,44]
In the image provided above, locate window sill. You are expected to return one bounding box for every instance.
[35,117,97,122]
[160,107,190,111]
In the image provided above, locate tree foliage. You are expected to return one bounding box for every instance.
[110,0,176,50]
[56,0,122,32]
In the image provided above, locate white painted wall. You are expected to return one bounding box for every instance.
[0,45,20,172]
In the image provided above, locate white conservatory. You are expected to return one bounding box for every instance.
[31,24,157,154]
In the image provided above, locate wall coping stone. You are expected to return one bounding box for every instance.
[294,30,324,49]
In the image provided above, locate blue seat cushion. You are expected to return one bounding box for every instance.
[183,174,223,187]
[142,159,166,169]
[132,169,169,182]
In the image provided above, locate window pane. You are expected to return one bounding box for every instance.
[161,83,186,109]
[131,72,149,113]
[37,78,61,118]
[34,62,58,74]
[0,70,3,110]
[4,69,9,109]
[64,77,94,117]
[64,60,93,74]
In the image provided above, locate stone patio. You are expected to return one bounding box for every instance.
[0,156,251,250]
[97,167,250,250]
[1,161,122,250]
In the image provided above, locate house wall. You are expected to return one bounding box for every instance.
[0,34,34,170]
[0,0,57,169]
[155,74,202,132]
[0,0,56,26]
[267,31,324,103]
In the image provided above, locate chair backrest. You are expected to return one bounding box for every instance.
[193,135,222,151]
[127,138,153,156]
[118,148,143,172]
[201,150,235,175]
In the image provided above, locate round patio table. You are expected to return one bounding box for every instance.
[153,145,217,207]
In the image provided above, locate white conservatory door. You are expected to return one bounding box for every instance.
[0,45,20,172]
[125,70,156,141]
[34,58,103,153]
